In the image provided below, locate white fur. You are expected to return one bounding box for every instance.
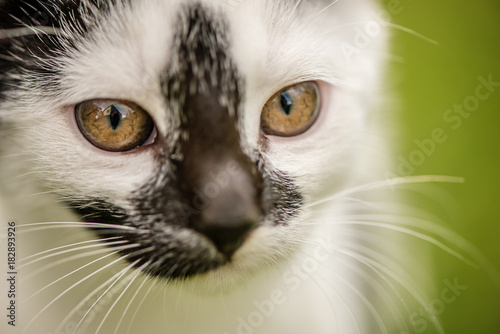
[0,1,431,334]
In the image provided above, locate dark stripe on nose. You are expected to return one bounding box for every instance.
[164,5,262,257]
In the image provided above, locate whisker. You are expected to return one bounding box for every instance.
[163,277,170,328]
[121,246,156,260]
[343,259,407,332]
[309,196,383,214]
[318,265,388,334]
[73,259,141,334]
[385,22,438,45]
[307,209,500,284]
[305,175,465,209]
[288,0,303,20]
[310,0,339,21]
[20,237,120,263]
[13,221,138,233]
[19,239,128,269]
[338,246,443,334]
[354,213,500,287]
[24,253,137,331]
[309,272,361,334]
[126,279,156,334]
[175,275,185,313]
[21,246,131,282]
[307,218,476,267]
[331,247,416,333]
[19,189,59,199]
[306,273,346,334]
[55,260,137,333]
[0,26,62,40]
[95,262,150,334]
[23,250,121,303]
[115,272,151,334]
[323,21,438,46]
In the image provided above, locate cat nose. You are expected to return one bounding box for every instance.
[195,217,258,257]
[190,161,261,257]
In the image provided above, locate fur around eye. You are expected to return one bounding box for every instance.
[75,99,155,152]
[261,81,320,137]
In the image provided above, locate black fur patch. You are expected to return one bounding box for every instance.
[69,198,129,226]
[67,162,303,281]
[67,196,226,279]
[162,4,265,257]
[0,0,116,96]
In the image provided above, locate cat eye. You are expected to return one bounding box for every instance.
[261,81,320,137]
[75,99,155,152]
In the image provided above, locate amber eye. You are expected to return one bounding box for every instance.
[261,81,320,137]
[75,99,155,152]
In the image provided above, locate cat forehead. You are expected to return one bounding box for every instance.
[53,0,358,110]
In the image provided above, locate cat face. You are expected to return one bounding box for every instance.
[0,0,384,286]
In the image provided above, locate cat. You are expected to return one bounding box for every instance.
[0,0,469,333]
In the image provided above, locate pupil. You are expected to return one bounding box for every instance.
[109,105,122,130]
[280,92,293,115]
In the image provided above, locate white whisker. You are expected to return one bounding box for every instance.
[309,272,361,334]
[14,221,138,233]
[317,265,388,334]
[20,237,120,263]
[289,0,303,19]
[307,273,346,334]
[310,0,339,20]
[21,246,129,282]
[308,210,500,284]
[95,261,149,334]
[309,218,476,267]
[19,239,128,269]
[385,22,438,45]
[55,260,137,334]
[23,250,121,303]
[24,254,136,331]
[305,175,465,209]
[126,279,156,334]
[0,26,62,40]
[115,272,151,334]
[72,260,141,334]
[338,246,444,333]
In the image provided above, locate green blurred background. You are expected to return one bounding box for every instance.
[384,0,500,332]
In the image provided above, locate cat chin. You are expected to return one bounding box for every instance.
[165,224,305,294]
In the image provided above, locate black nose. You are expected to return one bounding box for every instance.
[193,218,258,256]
